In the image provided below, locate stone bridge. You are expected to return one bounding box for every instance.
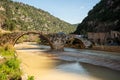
[0,31,86,51]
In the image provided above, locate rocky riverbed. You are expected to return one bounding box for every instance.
[49,51,120,71]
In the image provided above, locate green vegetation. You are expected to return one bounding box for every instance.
[0,0,75,33]
[0,44,21,80]
[16,34,40,43]
[74,0,120,34]
[72,23,79,27]
[27,76,34,80]
[16,35,29,43]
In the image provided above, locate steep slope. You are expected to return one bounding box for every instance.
[0,0,75,33]
[74,0,120,34]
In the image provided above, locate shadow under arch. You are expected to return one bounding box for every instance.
[66,37,85,49]
[13,32,54,49]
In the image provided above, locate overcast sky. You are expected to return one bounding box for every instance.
[13,0,100,24]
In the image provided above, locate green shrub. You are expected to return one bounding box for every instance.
[0,58,21,80]
[27,76,34,80]
[5,58,20,69]
[0,44,21,80]
[0,44,15,57]
[0,73,7,80]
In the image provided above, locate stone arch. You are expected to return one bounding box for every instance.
[73,38,85,48]
[66,37,85,49]
[13,32,54,49]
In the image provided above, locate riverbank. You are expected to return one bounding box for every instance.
[91,45,120,53]
[0,45,21,80]
[16,49,57,80]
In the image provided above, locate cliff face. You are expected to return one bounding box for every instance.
[0,0,75,33]
[74,0,120,34]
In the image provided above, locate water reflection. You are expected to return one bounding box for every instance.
[56,61,89,74]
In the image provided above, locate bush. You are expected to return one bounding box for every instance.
[0,73,7,80]
[0,58,21,80]
[27,76,34,80]
[0,44,15,58]
[0,44,21,80]
[5,58,20,69]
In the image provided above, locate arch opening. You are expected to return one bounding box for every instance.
[65,38,85,49]
[13,32,54,49]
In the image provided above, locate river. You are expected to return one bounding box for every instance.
[15,42,120,80]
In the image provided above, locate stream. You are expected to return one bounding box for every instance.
[15,42,120,80]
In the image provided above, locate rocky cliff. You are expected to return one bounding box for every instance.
[74,0,120,34]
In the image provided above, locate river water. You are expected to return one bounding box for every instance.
[15,42,120,80]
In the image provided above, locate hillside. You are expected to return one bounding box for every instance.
[74,0,120,34]
[72,23,79,27]
[0,0,75,33]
